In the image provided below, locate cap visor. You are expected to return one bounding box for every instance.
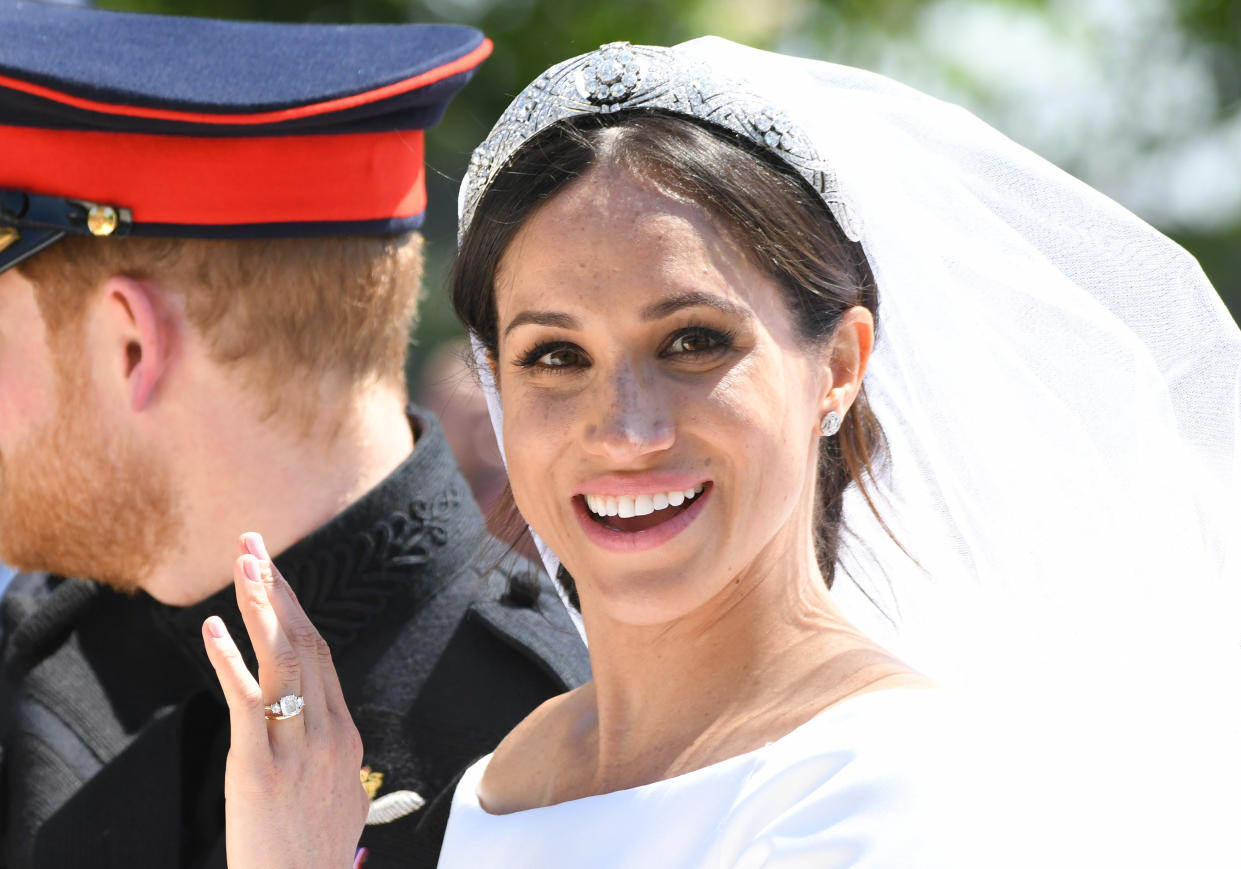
[0,227,65,274]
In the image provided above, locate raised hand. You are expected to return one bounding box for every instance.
[202,532,370,869]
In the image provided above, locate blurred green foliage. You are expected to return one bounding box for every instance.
[1178,0,1241,106]
[95,0,1241,370]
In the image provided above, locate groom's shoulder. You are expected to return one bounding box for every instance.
[0,573,97,675]
[468,551,590,691]
[371,545,589,705]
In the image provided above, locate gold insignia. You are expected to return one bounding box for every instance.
[0,226,18,255]
[68,199,131,237]
[360,766,384,800]
[86,204,120,237]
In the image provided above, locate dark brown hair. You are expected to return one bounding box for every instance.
[453,110,888,602]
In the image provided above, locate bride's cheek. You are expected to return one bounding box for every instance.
[504,400,569,516]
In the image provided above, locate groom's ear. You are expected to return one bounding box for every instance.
[97,274,179,413]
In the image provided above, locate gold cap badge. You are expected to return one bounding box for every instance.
[0,226,18,255]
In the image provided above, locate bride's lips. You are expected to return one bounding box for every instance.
[572,478,712,553]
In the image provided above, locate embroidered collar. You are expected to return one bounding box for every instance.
[151,406,485,686]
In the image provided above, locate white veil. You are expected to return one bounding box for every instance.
[462,37,1241,866]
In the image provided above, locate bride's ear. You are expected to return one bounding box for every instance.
[818,306,873,422]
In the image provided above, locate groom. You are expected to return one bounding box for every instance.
[0,4,586,868]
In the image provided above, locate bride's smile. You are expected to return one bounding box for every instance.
[573,477,711,552]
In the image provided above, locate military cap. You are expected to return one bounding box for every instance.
[0,0,491,273]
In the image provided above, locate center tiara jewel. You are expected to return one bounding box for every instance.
[459,41,862,244]
[578,43,642,106]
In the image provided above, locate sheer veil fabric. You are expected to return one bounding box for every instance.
[464,37,1241,866]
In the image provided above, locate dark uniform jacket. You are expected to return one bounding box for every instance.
[0,408,589,868]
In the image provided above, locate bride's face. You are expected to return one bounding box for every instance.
[493,167,832,627]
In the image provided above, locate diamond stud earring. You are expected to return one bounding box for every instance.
[819,410,842,437]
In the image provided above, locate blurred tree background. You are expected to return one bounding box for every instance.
[91,0,1241,382]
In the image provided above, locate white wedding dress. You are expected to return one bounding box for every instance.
[438,689,1016,868]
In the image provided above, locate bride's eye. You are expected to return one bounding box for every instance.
[515,341,588,372]
[663,326,734,358]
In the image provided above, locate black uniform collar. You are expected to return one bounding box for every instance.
[151,406,486,687]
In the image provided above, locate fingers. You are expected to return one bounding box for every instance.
[239,533,348,726]
[209,529,370,869]
[233,549,305,746]
[201,615,267,759]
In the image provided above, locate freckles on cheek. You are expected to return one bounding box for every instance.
[711,360,791,433]
[712,361,809,509]
[503,388,582,442]
[501,390,580,518]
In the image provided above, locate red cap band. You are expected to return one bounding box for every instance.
[0,124,425,227]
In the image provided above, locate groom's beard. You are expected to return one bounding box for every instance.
[0,358,180,594]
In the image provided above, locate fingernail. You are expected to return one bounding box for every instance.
[244,532,271,562]
[242,555,263,583]
[205,616,226,638]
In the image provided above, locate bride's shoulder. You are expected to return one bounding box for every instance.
[476,683,594,814]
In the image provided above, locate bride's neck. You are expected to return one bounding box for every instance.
[576,548,901,790]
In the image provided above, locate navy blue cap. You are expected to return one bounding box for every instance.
[0,0,491,272]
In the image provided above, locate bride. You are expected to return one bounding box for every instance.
[203,38,1241,868]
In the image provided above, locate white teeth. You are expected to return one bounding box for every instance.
[583,485,707,518]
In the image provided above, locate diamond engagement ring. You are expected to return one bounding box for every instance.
[264,694,305,721]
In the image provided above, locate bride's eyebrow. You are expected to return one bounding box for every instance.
[501,291,748,337]
[641,291,751,321]
[503,310,578,337]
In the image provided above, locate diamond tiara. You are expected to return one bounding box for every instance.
[458,42,861,244]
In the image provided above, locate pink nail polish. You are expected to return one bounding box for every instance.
[242,556,263,583]
[205,616,226,638]
[245,532,271,562]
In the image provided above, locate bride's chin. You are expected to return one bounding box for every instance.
[565,558,731,629]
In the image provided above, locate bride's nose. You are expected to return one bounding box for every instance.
[581,359,674,461]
